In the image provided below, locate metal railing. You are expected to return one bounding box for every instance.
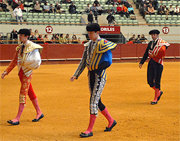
[1,21,180,26]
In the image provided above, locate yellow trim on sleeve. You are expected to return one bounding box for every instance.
[95,54,102,70]
[91,54,99,70]
[97,43,117,53]
[24,41,43,53]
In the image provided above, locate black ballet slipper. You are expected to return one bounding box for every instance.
[80,132,93,138]
[157,91,163,101]
[32,114,44,122]
[151,101,158,105]
[104,120,117,132]
[7,120,20,125]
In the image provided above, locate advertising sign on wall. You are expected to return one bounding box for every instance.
[100,26,120,34]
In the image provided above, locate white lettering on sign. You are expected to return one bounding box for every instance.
[101,27,115,32]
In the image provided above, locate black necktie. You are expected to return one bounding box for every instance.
[21,45,25,55]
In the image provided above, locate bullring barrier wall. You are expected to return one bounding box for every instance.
[0,44,179,64]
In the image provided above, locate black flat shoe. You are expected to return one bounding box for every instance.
[151,101,158,105]
[7,120,20,125]
[157,91,163,101]
[104,120,117,132]
[80,132,93,138]
[32,114,44,122]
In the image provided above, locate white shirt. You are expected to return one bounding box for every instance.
[43,5,50,10]
[174,7,180,13]
[24,40,29,46]
[169,7,174,12]
[13,8,23,17]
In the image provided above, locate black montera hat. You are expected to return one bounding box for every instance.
[86,23,100,32]
[18,29,31,36]
[149,29,160,35]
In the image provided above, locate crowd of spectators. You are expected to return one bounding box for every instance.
[6,0,134,24]
[5,28,149,44]
[86,0,135,24]
[158,4,180,16]
[7,0,64,13]
[127,34,148,44]
[1,29,150,45]
[5,0,179,25]
[8,29,81,44]
[0,0,9,12]
[51,33,81,44]
[136,0,180,18]
[136,0,158,18]
[115,3,134,18]
[0,29,18,44]
[4,0,136,25]
[85,0,106,23]
[8,0,81,14]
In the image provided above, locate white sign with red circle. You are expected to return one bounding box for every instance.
[45,26,53,34]
[162,27,169,34]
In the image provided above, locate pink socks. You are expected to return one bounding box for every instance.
[10,98,42,122]
[32,98,42,119]
[101,108,114,128]
[84,114,96,134]
[152,88,160,102]
[11,103,25,122]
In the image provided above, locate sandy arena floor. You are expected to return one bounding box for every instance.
[0,62,179,141]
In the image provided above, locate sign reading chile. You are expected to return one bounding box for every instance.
[100,26,120,34]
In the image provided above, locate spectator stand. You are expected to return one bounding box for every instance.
[134,0,180,26]
[0,0,139,26]
[1,0,179,26]
[0,28,85,44]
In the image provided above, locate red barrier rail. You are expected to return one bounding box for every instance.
[0,44,180,63]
